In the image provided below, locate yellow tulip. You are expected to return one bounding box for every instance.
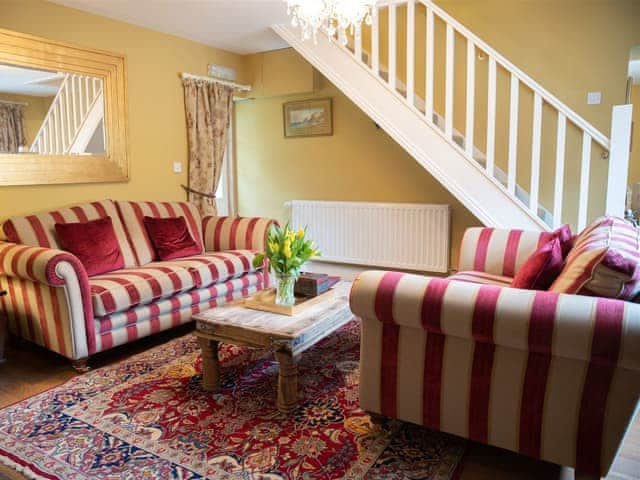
[286,230,296,242]
[297,228,305,239]
[270,242,279,254]
[283,240,292,258]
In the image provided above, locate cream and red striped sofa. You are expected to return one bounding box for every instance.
[0,200,274,368]
[351,227,640,479]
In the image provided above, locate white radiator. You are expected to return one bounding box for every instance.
[289,200,450,273]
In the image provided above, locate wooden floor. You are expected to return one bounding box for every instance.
[0,327,638,480]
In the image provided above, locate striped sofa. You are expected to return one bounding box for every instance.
[351,227,640,479]
[0,200,274,370]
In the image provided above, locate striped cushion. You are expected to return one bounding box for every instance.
[550,216,640,300]
[162,250,261,288]
[203,216,273,252]
[458,227,551,277]
[96,272,266,335]
[115,201,204,265]
[90,263,196,317]
[94,272,266,353]
[2,200,137,268]
[448,271,513,287]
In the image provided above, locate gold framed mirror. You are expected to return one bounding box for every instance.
[0,28,128,185]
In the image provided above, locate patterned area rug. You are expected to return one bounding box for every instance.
[0,320,465,479]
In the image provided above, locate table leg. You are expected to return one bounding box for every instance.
[275,348,298,413]
[199,337,220,391]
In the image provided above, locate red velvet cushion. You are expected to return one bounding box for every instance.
[55,217,125,276]
[143,216,201,261]
[511,237,564,290]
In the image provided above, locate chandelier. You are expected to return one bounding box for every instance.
[285,0,377,44]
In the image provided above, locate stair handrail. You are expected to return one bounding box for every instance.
[418,0,610,149]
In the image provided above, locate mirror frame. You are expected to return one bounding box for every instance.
[0,28,128,185]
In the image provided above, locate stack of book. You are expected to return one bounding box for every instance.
[294,272,340,297]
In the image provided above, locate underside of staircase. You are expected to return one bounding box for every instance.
[272,0,633,233]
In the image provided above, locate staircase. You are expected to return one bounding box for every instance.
[31,73,104,155]
[273,0,634,231]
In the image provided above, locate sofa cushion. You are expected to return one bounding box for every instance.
[550,216,640,300]
[511,236,564,290]
[165,250,261,288]
[143,216,201,261]
[89,263,196,316]
[55,217,125,276]
[448,271,513,287]
[115,201,204,265]
[2,200,137,268]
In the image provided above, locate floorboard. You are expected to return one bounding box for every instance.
[0,326,637,480]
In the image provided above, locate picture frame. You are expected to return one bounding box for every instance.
[283,97,333,138]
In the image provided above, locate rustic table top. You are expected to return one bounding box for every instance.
[194,281,352,342]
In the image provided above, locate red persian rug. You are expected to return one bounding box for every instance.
[0,320,465,479]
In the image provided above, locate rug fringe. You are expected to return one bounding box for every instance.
[0,451,56,480]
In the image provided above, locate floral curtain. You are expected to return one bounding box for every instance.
[182,78,234,216]
[0,103,26,153]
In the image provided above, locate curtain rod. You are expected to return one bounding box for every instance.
[180,72,252,92]
[0,99,28,106]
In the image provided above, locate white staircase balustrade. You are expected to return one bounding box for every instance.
[273,0,634,232]
[31,74,104,155]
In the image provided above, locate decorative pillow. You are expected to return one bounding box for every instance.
[539,223,573,257]
[55,217,125,276]
[143,216,201,261]
[511,237,564,290]
[549,216,640,300]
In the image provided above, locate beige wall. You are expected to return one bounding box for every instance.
[0,0,245,218]
[0,93,53,148]
[236,71,479,270]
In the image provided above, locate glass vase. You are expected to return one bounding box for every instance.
[275,273,296,306]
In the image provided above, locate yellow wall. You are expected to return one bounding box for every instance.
[236,71,479,270]
[358,1,640,226]
[631,84,640,186]
[0,93,53,148]
[0,0,245,218]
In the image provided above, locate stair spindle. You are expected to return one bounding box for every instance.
[465,40,475,158]
[64,77,72,151]
[486,57,497,178]
[71,75,78,132]
[530,93,542,216]
[425,6,434,123]
[388,4,397,91]
[406,0,415,107]
[445,23,454,139]
[354,24,362,62]
[507,75,519,194]
[553,112,567,228]
[371,7,379,75]
[577,132,592,231]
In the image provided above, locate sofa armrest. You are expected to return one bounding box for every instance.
[202,216,277,252]
[0,241,94,359]
[351,270,640,370]
[457,227,552,277]
[0,241,88,286]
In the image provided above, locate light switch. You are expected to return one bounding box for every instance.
[587,91,602,105]
[173,162,183,173]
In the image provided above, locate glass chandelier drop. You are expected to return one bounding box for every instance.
[285,0,377,44]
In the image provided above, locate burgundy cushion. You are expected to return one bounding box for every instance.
[143,216,201,261]
[55,217,125,276]
[511,237,564,290]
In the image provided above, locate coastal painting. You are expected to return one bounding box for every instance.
[283,98,332,138]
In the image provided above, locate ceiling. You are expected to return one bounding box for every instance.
[0,64,63,96]
[49,0,292,54]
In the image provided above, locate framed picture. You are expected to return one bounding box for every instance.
[283,98,333,138]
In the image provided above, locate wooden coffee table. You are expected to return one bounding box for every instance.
[193,282,352,413]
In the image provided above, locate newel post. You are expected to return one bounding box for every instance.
[606,104,634,217]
